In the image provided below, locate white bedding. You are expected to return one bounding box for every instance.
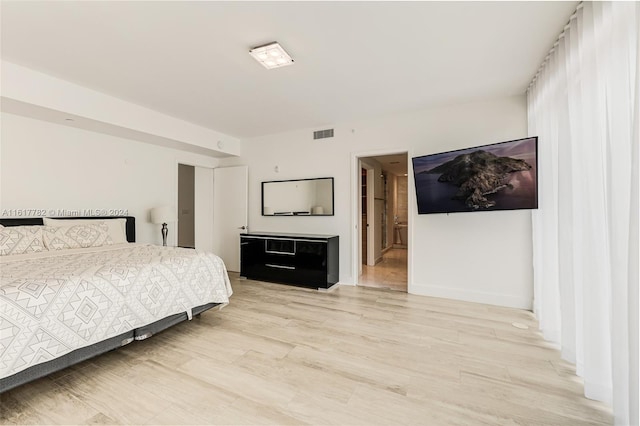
[0,243,232,379]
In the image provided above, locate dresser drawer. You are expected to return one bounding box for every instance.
[295,241,327,271]
[247,263,318,288]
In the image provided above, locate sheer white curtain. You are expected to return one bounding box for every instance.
[527,2,639,425]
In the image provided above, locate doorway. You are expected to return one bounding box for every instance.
[177,163,215,252]
[177,164,195,248]
[356,153,409,292]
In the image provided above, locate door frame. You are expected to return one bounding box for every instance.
[351,149,413,289]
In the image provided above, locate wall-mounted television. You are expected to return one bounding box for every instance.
[262,177,334,216]
[412,136,538,214]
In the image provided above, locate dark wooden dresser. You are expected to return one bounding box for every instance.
[240,232,339,289]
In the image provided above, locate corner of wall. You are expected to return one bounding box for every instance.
[409,282,533,310]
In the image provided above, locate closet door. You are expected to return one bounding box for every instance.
[213,166,248,272]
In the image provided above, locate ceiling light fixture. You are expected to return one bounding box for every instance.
[249,42,294,69]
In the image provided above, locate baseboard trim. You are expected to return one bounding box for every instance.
[408,283,532,310]
[318,283,340,292]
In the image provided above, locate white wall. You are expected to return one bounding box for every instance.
[0,112,220,246]
[220,95,533,309]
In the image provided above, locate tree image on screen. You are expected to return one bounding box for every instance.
[425,150,532,209]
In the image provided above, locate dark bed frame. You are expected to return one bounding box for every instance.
[0,216,220,393]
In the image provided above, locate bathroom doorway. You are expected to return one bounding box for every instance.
[357,153,409,292]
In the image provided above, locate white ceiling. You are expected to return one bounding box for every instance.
[0,1,577,139]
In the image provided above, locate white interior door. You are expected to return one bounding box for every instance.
[213,166,248,272]
[194,166,214,252]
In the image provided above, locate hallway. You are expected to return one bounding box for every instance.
[359,248,407,292]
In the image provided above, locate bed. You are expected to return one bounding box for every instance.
[0,216,232,392]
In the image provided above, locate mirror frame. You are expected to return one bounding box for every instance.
[261,177,335,216]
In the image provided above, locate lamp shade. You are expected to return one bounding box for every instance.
[150,206,177,224]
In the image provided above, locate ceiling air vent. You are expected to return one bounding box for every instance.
[313,129,334,140]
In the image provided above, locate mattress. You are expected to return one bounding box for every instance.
[0,243,232,380]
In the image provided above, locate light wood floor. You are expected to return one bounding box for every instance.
[1,275,612,425]
[360,248,408,292]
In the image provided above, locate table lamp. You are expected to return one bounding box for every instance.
[150,205,177,246]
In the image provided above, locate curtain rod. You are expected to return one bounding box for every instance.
[527,1,583,93]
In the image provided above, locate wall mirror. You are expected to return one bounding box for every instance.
[262,177,334,216]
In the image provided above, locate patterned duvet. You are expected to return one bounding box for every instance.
[0,243,232,379]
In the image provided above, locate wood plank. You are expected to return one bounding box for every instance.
[0,277,613,425]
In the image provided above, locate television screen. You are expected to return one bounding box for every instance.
[412,137,538,214]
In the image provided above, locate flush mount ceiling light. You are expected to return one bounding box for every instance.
[249,42,294,69]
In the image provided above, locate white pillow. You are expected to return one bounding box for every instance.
[43,223,113,250]
[0,226,45,255]
[43,218,127,244]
